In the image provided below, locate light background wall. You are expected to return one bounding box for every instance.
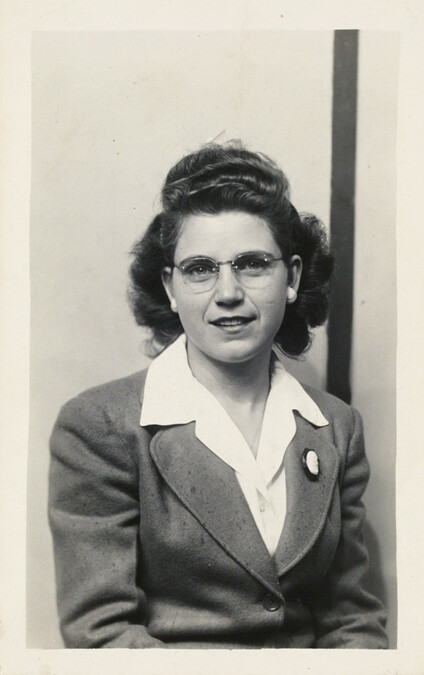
[27,30,397,648]
[352,30,398,645]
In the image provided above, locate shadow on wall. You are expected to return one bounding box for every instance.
[282,355,325,391]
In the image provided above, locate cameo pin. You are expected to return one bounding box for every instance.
[302,448,320,481]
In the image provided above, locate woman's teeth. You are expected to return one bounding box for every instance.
[213,318,251,326]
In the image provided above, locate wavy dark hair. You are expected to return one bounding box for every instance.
[129,143,334,357]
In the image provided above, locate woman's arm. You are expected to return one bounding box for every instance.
[309,408,389,648]
[48,392,165,648]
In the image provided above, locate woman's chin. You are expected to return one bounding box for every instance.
[198,338,272,366]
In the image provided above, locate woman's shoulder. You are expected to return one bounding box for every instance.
[50,371,152,486]
[300,382,362,433]
[56,369,149,430]
[301,383,354,413]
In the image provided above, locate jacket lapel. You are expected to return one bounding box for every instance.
[274,414,340,577]
[149,422,283,598]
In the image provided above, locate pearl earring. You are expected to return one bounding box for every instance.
[287,287,297,303]
[170,300,178,313]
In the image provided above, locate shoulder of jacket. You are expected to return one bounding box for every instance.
[300,383,360,431]
[58,369,148,427]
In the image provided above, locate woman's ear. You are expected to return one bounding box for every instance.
[289,255,303,291]
[287,255,303,304]
[161,267,178,312]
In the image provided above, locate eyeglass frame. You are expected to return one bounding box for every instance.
[171,250,286,293]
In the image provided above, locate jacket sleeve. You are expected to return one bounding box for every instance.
[48,393,166,648]
[310,408,389,648]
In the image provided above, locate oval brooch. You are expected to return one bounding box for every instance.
[302,448,320,481]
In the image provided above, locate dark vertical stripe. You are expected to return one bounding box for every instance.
[327,30,359,404]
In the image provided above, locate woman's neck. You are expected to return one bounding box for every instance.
[186,341,272,410]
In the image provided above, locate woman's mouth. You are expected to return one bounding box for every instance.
[210,316,254,328]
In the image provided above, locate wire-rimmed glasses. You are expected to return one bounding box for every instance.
[173,251,284,293]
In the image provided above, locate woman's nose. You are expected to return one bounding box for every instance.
[213,263,244,304]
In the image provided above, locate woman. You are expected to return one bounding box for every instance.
[49,143,388,648]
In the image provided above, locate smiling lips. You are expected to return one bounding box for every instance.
[210,316,255,327]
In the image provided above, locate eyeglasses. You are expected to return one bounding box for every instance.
[173,251,284,293]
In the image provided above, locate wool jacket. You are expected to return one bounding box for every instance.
[48,369,388,649]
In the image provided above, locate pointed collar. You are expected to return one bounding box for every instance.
[140,334,199,427]
[140,333,328,432]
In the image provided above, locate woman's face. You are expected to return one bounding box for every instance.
[162,211,302,367]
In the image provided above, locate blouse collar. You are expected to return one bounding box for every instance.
[140,333,328,430]
[140,335,328,494]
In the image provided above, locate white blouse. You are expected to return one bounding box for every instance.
[140,334,328,556]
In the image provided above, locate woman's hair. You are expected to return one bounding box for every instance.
[129,142,334,357]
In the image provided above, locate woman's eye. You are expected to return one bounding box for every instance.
[237,256,268,272]
[184,262,215,277]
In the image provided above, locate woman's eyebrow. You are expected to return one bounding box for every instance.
[176,255,216,266]
[177,250,273,264]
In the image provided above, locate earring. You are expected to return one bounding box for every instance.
[287,287,297,303]
[170,300,178,313]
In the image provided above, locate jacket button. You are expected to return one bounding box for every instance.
[262,594,281,611]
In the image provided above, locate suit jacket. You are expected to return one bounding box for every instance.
[48,369,388,649]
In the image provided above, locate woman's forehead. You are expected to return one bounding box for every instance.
[174,211,280,260]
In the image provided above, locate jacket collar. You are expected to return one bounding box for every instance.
[149,416,340,596]
[274,414,340,577]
